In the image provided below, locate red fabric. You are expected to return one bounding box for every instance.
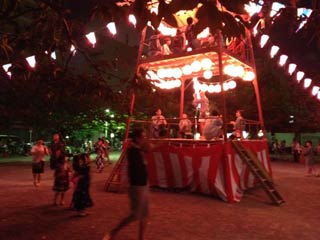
[145,140,271,203]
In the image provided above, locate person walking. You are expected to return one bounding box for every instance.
[49,133,65,170]
[103,128,150,240]
[302,140,319,177]
[31,138,49,187]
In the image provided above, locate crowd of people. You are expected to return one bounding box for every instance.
[150,91,245,141]
[30,133,113,217]
[147,17,221,58]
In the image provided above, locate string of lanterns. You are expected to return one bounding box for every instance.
[1,0,318,102]
[250,1,320,101]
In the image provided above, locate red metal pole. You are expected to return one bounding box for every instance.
[123,27,147,141]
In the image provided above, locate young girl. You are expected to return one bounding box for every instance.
[95,138,106,172]
[52,153,71,206]
[72,153,93,216]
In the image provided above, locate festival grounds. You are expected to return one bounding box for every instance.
[0,154,319,240]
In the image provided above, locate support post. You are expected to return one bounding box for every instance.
[123,26,147,141]
[217,29,228,140]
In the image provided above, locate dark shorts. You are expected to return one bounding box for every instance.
[32,161,44,174]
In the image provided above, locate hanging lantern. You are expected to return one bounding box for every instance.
[303,78,312,88]
[128,14,137,27]
[270,45,279,58]
[201,58,213,70]
[260,34,269,48]
[243,71,255,81]
[312,86,319,96]
[106,22,117,35]
[86,32,96,47]
[2,63,11,72]
[191,60,202,72]
[288,63,297,75]
[172,68,182,79]
[279,54,288,66]
[50,52,56,60]
[296,71,304,82]
[182,65,192,75]
[203,70,213,79]
[157,68,166,79]
[26,56,36,68]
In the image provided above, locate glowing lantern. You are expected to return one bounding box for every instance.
[260,34,269,48]
[201,84,209,92]
[157,68,166,79]
[172,68,182,79]
[270,2,285,18]
[296,71,304,82]
[312,86,319,96]
[203,70,213,79]
[26,56,36,68]
[223,65,234,76]
[214,84,222,93]
[201,58,213,69]
[191,60,201,72]
[279,54,288,66]
[288,63,297,75]
[2,63,11,72]
[270,45,279,58]
[86,32,96,47]
[182,65,192,75]
[243,71,255,81]
[223,82,229,91]
[107,22,117,35]
[128,14,137,27]
[228,80,237,89]
[244,1,263,16]
[50,52,56,60]
[207,85,215,93]
[234,65,244,77]
[304,78,312,88]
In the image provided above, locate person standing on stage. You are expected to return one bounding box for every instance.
[230,110,245,139]
[179,113,193,138]
[151,109,167,138]
[103,128,150,240]
[192,91,209,137]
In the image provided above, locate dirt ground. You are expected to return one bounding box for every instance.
[0,158,320,240]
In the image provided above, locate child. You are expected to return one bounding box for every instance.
[302,140,319,177]
[52,153,71,206]
[72,153,93,216]
[69,155,80,210]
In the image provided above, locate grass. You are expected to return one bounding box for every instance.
[0,151,121,164]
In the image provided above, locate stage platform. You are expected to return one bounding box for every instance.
[145,139,272,203]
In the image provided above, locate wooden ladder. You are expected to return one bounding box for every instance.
[231,140,285,206]
[105,149,128,192]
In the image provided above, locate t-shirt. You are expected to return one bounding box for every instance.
[127,145,148,186]
[31,145,48,163]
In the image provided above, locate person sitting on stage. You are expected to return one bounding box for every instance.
[148,30,162,57]
[162,37,173,55]
[230,110,245,139]
[179,113,193,139]
[151,109,168,138]
[192,91,209,137]
[203,110,223,140]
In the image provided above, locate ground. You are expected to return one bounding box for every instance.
[0,155,320,240]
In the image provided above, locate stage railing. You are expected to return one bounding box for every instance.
[130,117,264,140]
